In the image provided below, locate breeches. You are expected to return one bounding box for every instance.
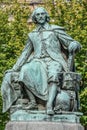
[41,57,63,83]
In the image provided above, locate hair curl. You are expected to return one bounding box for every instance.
[31,7,50,24]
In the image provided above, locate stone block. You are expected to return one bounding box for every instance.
[5,121,84,130]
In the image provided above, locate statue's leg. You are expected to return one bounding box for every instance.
[19,82,37,110]
[46,61,63,115]
[46,82,57,115]
[25,89,38,110]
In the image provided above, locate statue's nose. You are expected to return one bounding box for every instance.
[39,14,43,17]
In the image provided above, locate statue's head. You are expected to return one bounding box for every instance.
[31,7,50,25]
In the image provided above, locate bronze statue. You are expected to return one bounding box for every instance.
[1,7,81,116]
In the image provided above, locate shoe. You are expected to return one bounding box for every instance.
[46,105,54,115]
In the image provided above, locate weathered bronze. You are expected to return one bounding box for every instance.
[1,7,81,119]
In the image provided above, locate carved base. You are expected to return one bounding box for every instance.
[5,121,84,130]
[10,110,83,123]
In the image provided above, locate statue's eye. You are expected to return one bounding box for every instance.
[41,13,45,15]
[36,13,40,16]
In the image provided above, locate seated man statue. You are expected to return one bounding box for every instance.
[1,7,81,115]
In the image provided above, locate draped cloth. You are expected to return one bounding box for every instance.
[1,72,18,113]
[19,59,48,100]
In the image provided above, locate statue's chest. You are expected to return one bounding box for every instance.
[32,30,59,47]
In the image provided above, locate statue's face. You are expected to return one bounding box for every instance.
[35,8,47,25]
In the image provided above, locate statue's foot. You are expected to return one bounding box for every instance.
[46,105,54,115]
[46,109,54,115]
[24,102,38,110]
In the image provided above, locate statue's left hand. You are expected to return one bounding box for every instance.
[68,41,81,53]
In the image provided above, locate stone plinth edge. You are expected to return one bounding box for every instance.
[10,110,83,123]
[5,121,84,130]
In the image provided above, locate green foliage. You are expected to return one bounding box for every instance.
[81,116,87,126]
[80,87,87,126]
[80,88,87,114]
[0,0,87,129]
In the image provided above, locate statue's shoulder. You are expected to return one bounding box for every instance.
[28,29,36,38]
[51,24,65,31]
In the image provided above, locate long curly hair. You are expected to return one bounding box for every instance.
[31,7,50,24]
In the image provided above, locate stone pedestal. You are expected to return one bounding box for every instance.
[5,110,84,130]
[5,121,84,130]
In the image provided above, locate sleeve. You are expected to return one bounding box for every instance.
[55,29,75,48]
[12,37,33,71]
[57,29,81,53]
